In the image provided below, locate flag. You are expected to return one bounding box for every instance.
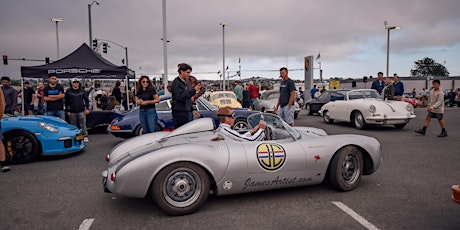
[316,52,321,60]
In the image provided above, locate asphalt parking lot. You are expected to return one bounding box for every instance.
[0,107,459,230]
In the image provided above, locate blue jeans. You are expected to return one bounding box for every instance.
[139,108,158,134]
[46,110,65,120]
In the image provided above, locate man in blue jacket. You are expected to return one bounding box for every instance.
[371,72,385,95]
[393,73,404,100]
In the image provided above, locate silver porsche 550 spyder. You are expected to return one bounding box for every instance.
[102,113,382,216]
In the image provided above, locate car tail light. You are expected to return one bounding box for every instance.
[110,172,116,182]
[110,125,121,130]
[106,154,110,162]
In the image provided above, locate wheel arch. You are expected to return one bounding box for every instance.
[349,109,362,122]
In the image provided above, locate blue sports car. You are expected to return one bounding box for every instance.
[107,96,260,138]
[1,115,85,164]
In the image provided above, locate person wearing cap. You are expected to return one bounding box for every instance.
[44,75,65,119]
[216,106,266,141]
[19,81,35,115]
[65,78,90,142]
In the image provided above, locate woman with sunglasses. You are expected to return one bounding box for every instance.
[216,106,266,141]
[136,76,160,134]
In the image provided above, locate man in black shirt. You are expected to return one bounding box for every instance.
[20,81,35,115]
[44,75,65,119]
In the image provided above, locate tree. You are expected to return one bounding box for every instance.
[410,57,449,77]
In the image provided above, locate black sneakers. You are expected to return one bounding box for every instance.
[414,129,425,135]
[438,131,447,137]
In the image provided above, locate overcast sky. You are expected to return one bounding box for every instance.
[1,0,460,81]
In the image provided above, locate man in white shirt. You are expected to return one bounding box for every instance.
[216,106,266,141]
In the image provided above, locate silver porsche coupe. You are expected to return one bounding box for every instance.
[102,113,382,215]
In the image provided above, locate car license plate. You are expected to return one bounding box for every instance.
[76,134,84,141]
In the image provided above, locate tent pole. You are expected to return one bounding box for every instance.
[21,78,25,116]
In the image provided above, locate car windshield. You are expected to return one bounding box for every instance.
[211,93,236,100]
[247,113,301,140]
[347,90,379,100]
[196,97,218,111]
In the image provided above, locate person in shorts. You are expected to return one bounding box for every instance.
[273,67,296,127]
[414,79,447,137]
[0,89,10,172]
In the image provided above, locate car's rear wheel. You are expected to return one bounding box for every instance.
[152,162,210,216]
[394,123,406,129]
[233,118,249,133]
[327,146,363,191]
[3,130,40,164]
[323,110,333,124]
[353,111,366,130]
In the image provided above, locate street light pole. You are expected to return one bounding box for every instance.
[385,20,400,77]
[162,0,169,93]
[220,22,230,91]
[88,1,100,48]
[51,18,63,59]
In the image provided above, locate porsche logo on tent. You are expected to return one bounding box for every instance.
[256,143,286,171]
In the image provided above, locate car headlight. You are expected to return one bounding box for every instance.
[38,122,58,133]
[369,105,376,113]
[406,104,414,113]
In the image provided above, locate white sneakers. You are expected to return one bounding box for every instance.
[84,137,89,143]
[1,165,10,172]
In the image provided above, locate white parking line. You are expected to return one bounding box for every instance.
[332,202,379,230]
[78,218,95,230]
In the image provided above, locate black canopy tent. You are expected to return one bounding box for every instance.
[21,43,134,79]
[19,43,135,129]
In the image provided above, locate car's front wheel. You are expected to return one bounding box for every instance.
[327,146,363,191]
[152,162,210,216]
[233,118,249,133]
[306,104,312,115]
[353,111,367,130]
[323,110,333,124]
[3,130,40,164]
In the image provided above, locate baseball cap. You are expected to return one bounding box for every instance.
[71,77,79,83]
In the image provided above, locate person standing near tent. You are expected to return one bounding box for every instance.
[65,78,90,142]
[111,80,122,104]
[136,76,160,134]
[44,75,65,119]
[18,81,35,115]
[0,88,10,172]
[36,82,46,115]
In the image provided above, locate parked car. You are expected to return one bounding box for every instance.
[206,91,242,108]
[319,89,416,129]
[102,113,382,215]
[305,90,348,115]
[2,114,85,164]
[107,96,259,138]
[253,89,301,119]
[401,93,420,108]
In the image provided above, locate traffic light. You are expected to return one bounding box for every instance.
[92,39,98,49]
[102,43,107,53]
[45,57,50,64]
[2,55,7,65]
[363,76,368,83]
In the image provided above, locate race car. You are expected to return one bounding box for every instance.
[2,114,85,164]
[102,113,382,216]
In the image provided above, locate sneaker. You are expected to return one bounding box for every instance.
[84,137,89,143]
[414,129,425,135]
[2,166,11,172]
[437,131,447,137]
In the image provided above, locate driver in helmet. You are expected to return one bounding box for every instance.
[216,106,266,141]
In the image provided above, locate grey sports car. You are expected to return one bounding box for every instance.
[102,113,382,216]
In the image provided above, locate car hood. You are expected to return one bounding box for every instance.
[3,115,77,129]
[295,127,328,137]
